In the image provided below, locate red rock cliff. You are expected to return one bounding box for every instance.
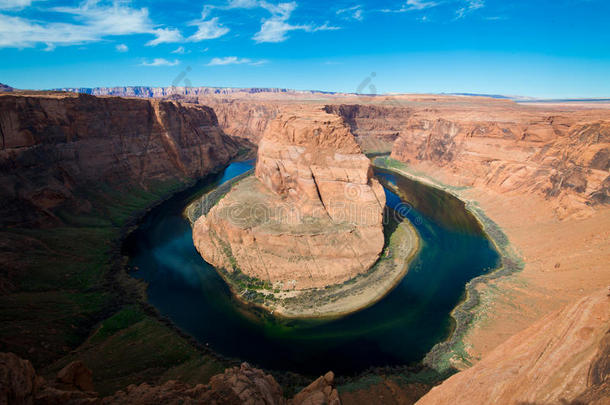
[0,92,241,227]
[193,107,386,291]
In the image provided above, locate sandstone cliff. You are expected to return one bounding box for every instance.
[0,92,241,227]
[193,107,386,291]
[325,100,610,218]
[416,288,610,405]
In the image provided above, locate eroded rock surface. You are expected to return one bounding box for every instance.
[415,288,610,405]
[0,92,242,228]
[0,354,341,405]
[193,107,385,290]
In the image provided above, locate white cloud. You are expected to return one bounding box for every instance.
[404,0,439,11]
[208,56,250,65]
[146,27,183,46]
[456,0,484,18]
[188,16,229,41]
[0,0,36,10]
[337,5,364,21]
[207,56,267,66]
[115,43,128,52]
[171,46,187,54]
[226,0,259,8]
[381,0,440,13]
[253,18,305,43]
[249,1,338,43]
[141,58,180,66]
[0,1,183,49]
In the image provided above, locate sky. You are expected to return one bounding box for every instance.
[1,0,609,98]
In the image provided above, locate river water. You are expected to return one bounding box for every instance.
[124,160,499,376]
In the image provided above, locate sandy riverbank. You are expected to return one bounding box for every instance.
[268,217,420,319]
[375,158,610,368]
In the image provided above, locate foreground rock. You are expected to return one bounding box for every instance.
[415,287,610,405]
[193,107,386,292]
[0,352,341,405]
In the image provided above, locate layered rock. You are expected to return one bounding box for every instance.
[0,92,241,227]
[193,108,385,291]
[416,288,610,405]
[0,353,342,405]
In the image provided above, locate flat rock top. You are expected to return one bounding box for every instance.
[213,175,354,235]
[263,107,361,154]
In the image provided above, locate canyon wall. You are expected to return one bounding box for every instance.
[193,107,386,290]
[416,288,609,405]
[327,100,610,218]
[198,97,281,142]
[0,92,242,227]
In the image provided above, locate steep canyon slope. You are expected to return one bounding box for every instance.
[0,92,242,228]
[416,287,609,405]
[0,92,247,392]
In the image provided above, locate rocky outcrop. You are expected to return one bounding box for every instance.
[0,352,39,405]
[389,116,610,213]
[415,288,610,405]
[106,363,285,405]
[290,371,340,405]
[0,353,341,405]
[0,83,12,93]
[193,107,385,291]
[0,354,98,404]
[0,93,242,227]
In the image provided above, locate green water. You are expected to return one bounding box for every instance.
[124,161,499,376]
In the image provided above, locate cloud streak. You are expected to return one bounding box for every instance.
[187,8,230,42]
[207,56,267,66]
[141,58,180,66]
[0,0,183,49]
[0,0,37,10]
[337,5,364,21]
[456,0,484,18]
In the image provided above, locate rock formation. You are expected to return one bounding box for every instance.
[193,107,385,291]
[0,92,242,227]
[415,288,609,405]
[0,352,341,405]
[324,99,610,218]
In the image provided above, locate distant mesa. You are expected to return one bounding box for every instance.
[0,83,13,92]
[55,86,338,98]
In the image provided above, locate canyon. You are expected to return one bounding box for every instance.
[188,107,419,318]
[0,92,244,229]
[0,87,608,404]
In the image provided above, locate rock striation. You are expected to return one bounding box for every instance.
[193,108,386,291]
[0,92,242,227]
[416,287,610,405]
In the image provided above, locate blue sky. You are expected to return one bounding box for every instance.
[1,0,609,97]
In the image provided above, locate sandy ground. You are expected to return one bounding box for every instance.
[394,161,610,365]
[459,188,610,362]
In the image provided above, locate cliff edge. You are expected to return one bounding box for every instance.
[193,107,386,293]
